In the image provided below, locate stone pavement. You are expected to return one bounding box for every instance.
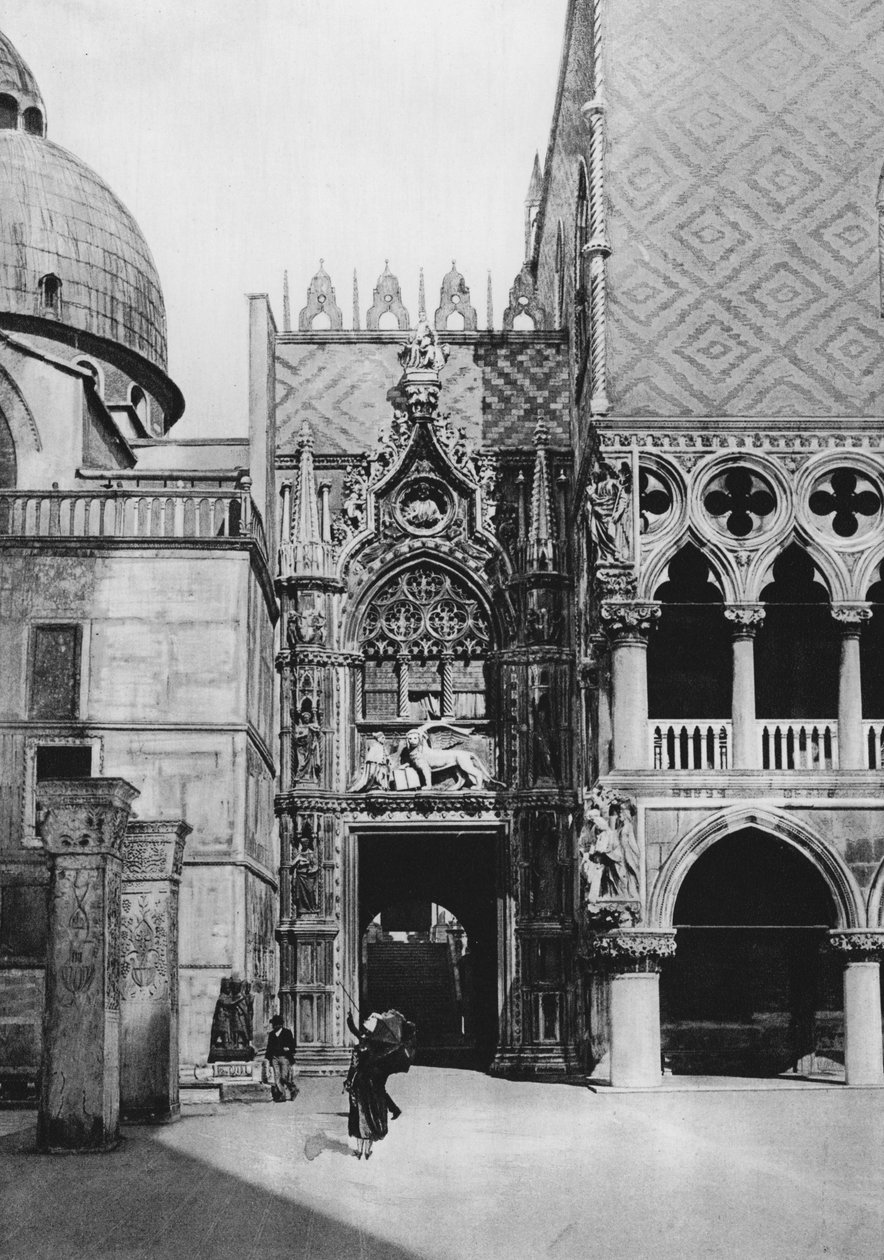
[1,1069,883,1260]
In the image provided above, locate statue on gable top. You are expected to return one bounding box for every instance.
[399,318,450,374]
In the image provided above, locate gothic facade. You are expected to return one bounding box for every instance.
[1,0,883,1116]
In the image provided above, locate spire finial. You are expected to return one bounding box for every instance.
[418,267,427,321]
[283,270,291,333]
[486,271,493,330]
[352,269,360,331]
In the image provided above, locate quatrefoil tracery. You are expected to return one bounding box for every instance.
[360,566,490,660]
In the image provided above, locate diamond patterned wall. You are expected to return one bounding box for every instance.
[605,0,884,416]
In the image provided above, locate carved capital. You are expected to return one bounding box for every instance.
[600,600,661,640]
[36,778,139,858]
[831,604,873,630]
[724,604,766,635]
[403,375,442,422]
[123,820,191,882]
[828,929,884,959]
[596,566,637,600]
[582,929,677,972]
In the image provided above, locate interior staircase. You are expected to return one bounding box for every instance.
[365,941,476,1065]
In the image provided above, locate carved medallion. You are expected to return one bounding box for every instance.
[393,476,454,536]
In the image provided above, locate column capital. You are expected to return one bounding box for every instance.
[831,603,873,630]
[828,929,884,959]
[123,820,191,882]
[36,778,139,858]
[583,929,677,972]
[601,600,661,641]
[724,603,765,635]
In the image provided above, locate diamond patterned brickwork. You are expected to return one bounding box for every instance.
[534,0,884,419]
[274,334,569,455]
[604,0,884,416]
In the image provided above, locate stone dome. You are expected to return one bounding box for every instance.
[0,30,183,424]
[0,29,44,118]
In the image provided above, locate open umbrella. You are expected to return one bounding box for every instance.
[359,1009,417,1078]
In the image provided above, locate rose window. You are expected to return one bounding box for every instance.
[808,468,881,540]
[703,467,776,539]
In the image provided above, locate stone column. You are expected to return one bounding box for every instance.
[120,820,190,1123]
[440,651,455,719]
[586,930,676,1087]
[832,606,872,770]
[724,604,765,769]
[601,602,660,770]
[36,778,139,1152]
[829,930,884,1086]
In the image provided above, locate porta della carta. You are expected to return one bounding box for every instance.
[0,3,883,1143]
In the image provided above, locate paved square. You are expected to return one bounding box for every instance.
[2,1071,882,1260]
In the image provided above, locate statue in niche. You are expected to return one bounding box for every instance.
[399,318,450,373]
[349,732,392,792]
[291,834,320,915]
[398,722,504,791]
[287,607,327,647]
[292,698,322,784]
[208,974,255,1061]
[531,693,561,782]
[585,461,632,564]
[578,787,640,903]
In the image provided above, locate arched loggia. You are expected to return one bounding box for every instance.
[661,827,844,1077]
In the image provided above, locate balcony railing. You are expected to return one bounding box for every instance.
[651,722,732,770]
[759,721,838,771]
[650,719,882,770]
[0,489,267,560]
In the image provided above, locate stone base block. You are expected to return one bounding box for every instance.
[219,1081,273,1104]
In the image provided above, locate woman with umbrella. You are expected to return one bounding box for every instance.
[344,1010,416,1160]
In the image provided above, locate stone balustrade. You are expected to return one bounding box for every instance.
[648,718,882,771]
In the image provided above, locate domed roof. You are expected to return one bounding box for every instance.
[0,131,183,422]
[0,29,44,113]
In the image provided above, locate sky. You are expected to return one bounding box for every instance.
[3,1,568,437]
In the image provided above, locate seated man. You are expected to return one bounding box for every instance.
[264,1014,298,1102]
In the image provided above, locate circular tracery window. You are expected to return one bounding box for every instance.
[702,467,776,539]
[360,566,490,659]
[808,467,882,541]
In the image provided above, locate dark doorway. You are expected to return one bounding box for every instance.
[358,830,500,1069]
[661,828,843,1076]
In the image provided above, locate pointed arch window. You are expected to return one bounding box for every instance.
[574,163,589,360]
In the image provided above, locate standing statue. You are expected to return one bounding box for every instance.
[291,838,320,915]
[585,461,632,563]
[349,732,392,792]
[292,699,322,784]
[208,974,255,1061]
[578,787,641,902]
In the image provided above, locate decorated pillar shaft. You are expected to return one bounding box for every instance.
[36,778,139,1152]
[120,820,189,1122]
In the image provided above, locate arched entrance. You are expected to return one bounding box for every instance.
[661,828,843,1076]
[358,828,500,1068]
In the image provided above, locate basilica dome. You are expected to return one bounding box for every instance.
[0,30,183,424]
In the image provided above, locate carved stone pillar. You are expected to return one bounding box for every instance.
[396,652,411,719]
[601,602,660,770]
[36,778,139,1152]
[829,930,884,1085]
[440,651,455,719]
[724,604,765,769]
[120,820,190,1123]
[584,930,676,1087]
[832,605,872,770]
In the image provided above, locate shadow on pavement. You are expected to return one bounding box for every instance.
[0,1120,422,1260]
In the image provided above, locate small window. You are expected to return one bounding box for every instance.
[29,625,81,720]
[0,94,17,130]
[22,107,43,137]
[38,273,61,314]
[36,744,92,780]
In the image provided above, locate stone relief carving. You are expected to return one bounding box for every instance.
[586,460,632,564]
[208,976,255,1062]
[578,786,641,914]
[120,893,168,1001]
[397,722,504,792]
[398,318,450,374]
[287,606,327,647]
[349,732,392,792]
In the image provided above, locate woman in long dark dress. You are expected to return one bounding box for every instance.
[344,1015,401,1160]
